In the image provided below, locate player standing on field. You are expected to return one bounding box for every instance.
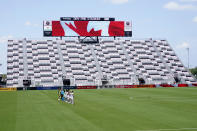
[60,89,64,101]
[64,89,68,102]
[58,88,61,101]
[70,90,74,104]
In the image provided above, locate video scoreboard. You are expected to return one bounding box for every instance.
[43,17,132,37]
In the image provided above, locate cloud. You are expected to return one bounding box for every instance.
[25,21,31,26]
[176,42,190,49]
[164,1,197,10]
[193,16,197,22]
[25,21,39,27]
[104,0,129,4]
[0,35,13,43]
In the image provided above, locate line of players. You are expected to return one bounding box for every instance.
[58,88,74,104]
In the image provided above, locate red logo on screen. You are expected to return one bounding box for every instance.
[52,21,65,36]
[65,21,102,36]
[108,21,124,36]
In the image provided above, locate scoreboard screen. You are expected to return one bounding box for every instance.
[43,20,132,37]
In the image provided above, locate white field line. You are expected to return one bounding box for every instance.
[136,127,197,131]
[129,96,197,101]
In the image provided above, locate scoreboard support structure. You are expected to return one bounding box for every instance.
[78,36,99,43]
[77,36,117,43]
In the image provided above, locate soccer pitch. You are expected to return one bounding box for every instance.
[0,87,197,131]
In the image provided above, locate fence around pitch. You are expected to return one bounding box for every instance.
[0,87,17,91]
[0,83,197,91]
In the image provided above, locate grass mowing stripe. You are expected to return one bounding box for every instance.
[0,91,17,131]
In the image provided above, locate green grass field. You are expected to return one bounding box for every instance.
[0,87,197,131]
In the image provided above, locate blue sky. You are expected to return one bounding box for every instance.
[0,0,197,74]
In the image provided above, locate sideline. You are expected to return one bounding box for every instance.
[129,96,197,101]
[136,128,197,131]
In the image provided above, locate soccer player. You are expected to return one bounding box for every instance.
[64,89,68,102]
[60,89,64,101]
[58,88,61,101]
[70,90,74,104]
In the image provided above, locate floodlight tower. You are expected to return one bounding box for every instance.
[0,63,2,75]
[186,47,189,69]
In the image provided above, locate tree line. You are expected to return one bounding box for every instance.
[190,67,197,79]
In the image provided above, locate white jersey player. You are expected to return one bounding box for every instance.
[70,91,74,104]
[64,90,68,102]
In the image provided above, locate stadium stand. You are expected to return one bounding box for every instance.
[7,39,197,87]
